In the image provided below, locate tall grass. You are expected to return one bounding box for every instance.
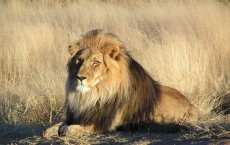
[0,0,229,125]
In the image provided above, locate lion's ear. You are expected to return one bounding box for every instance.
[102,45,120,59]
[68,43,80,56]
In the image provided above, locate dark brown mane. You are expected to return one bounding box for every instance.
[123,57,161,124]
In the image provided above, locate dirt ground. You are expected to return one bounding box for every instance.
[1,118,229,145]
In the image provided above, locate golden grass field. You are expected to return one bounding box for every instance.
[0,0,229,144]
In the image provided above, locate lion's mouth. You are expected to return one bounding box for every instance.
[76,85,91,93]
[76,79,101,93]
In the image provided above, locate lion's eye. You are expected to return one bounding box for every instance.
[93,61,100,66]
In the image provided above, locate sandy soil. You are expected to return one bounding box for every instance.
[1,122,229,145]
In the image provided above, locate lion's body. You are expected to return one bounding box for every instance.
[154,86,197,124]
[57,29,198,135]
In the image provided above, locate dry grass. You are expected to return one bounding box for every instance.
[0,0,229,144]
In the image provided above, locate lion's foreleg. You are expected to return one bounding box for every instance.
[43,122,94,139]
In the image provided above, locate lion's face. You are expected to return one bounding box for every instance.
[68,37,123,94]
[69,48,108,93]
[67,30,130,98]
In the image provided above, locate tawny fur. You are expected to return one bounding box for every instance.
[57,29,198,135]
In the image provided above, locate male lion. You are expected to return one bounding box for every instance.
[44,29,198,137]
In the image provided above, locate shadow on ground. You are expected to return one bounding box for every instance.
[0,124,46,144]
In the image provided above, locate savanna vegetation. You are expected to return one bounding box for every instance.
[0,0,229,144]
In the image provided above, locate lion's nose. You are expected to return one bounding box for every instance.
[77,76,87,81]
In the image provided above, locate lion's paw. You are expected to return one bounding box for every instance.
[43,122,62,139]
[59,124,93,137]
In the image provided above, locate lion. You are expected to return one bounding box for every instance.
[44,29,198,137]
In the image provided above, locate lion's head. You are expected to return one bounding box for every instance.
[66,30,131,111]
